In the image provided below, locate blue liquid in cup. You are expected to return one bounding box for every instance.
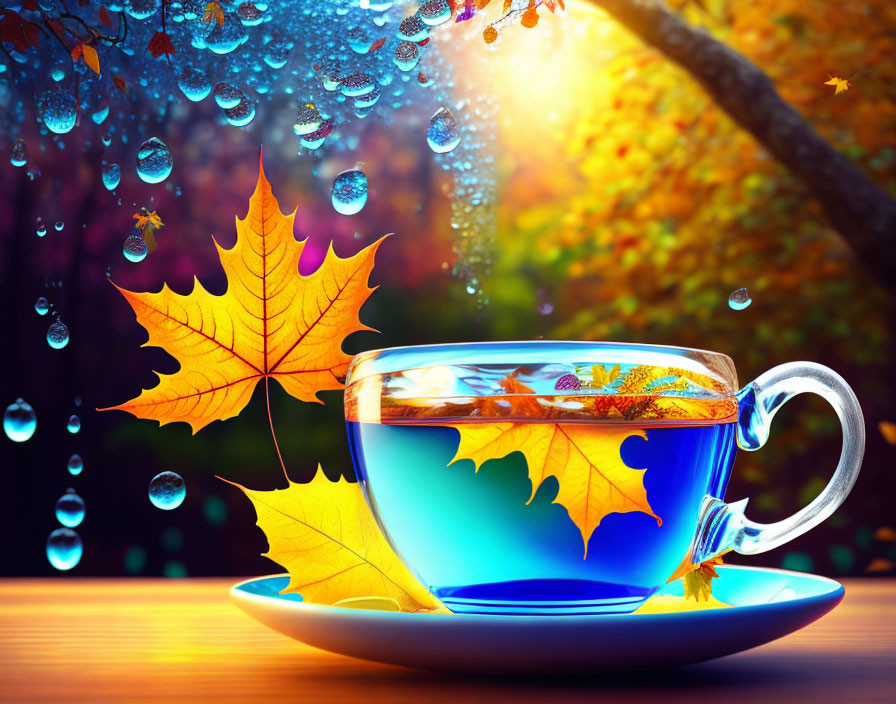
[348,421,736,615]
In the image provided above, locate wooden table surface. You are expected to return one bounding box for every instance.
[0,578,894,703]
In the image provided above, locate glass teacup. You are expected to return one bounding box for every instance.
[345,341,864,615]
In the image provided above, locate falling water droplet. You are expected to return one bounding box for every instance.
[419,0,451,26]
[54,221,64,232]
[123,233,148,263]
[340,73,375,97]
[427,107,461,153]
[4,398,37,442]
[213,82,243,109]
[397,14,428,42]
[37,88,78,135]
[728,287,752,310]
[46,528,82,570]
[67,414,81,434]
[177,66,212,102]
[102,163,121,190]
[35,296,49,315]
[224,97,256,127]
[56,489,86,528]
[36,219,47,237]
[10,138,26,167]
[47,320,70,349]
[136,137,173,184]
[293,102,322,136]
[67,453,84,476]
[393,41,420,71]
[149,471,186,510]
[331,169,368,215]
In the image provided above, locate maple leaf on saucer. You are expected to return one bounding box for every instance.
[101,152,386,433]
[446,423,660,555]
[228,467,447,612]
[683,555,724,602]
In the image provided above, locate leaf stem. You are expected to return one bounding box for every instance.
[265,376,290,483]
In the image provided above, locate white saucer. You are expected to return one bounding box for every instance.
[230,565,843,675]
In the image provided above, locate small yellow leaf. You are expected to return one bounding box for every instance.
[447,423,660,555]
[683,556,724,602]
[71,43,100,75]
[878,421,896,445]
[230,467,447,612]
[203,1,225,26]
[824,75,850,95]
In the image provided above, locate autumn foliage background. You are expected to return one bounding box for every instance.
[1,0,895,578]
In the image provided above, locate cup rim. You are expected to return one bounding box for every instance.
[344,341,740,420]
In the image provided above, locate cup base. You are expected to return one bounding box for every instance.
[433,578,657,616]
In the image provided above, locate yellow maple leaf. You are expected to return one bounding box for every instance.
[591,363,621,387]
[447,423,660,555]
[71,43,100,75]
[824,75,850,95]
[229,467,447,612]
[132,209,164,233]
[203,1,225,26]
[683,555,724,602]
[102,154,386,432]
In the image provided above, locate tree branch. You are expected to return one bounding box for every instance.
[585,0,896,286]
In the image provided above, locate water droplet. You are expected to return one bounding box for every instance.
[728,287,752,310]
[102,163,121,191]
[56,489,85,528]
[419,0,451,25]
[4,398,37,442]
[293,102,322,136]
[36,220,47,237]
[214,82,243,109]
[149,471,186,510]
[54,221,64,232]
[123,233,147,263]
[300,118,333,150]
[177,66,211,102]
[136,137,173,184]
[47,320,70,349]
[67,414,81,434]
[35,296,49,315]
[397,14,428,42]
[224,98,256,127]
[91,104,109,125]
[340,73,375,97]
[46,528,82,570]
[393,41,420,71]
[346,27,372,55]
[37,88,78,135]
[331,169,368,216]
[537,301,554,315]
[10,138,26,167]
[427,107,461,153]
[67,453,84,476]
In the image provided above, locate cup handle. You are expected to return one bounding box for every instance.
[690,362,865,564]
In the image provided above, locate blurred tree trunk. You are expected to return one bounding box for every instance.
[586,0,896,286]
